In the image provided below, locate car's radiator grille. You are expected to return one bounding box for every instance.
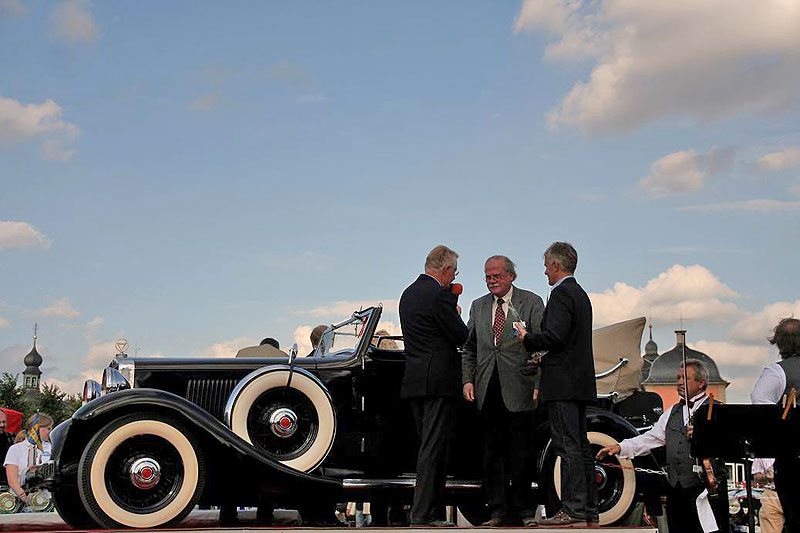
[185,378,238,421]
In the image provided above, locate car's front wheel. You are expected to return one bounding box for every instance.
[549,430,636,525]
[77,412,206,528]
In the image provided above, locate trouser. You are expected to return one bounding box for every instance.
[775,455,800,533]
[546,400,597,519]
[665,483,729,533]
[481,370,536,519]
[409,396,458,523]
[759,488,784,533]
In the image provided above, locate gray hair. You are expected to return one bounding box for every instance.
[544,242,578,273]
[425,245,458,272]
[485,255,516,276]
[769,317,800,359]
[681,358,709,388]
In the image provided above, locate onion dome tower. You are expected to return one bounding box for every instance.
[641,321,659,381]
[22,324,43,403]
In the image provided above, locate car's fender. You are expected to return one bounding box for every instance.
[55,388,341,500]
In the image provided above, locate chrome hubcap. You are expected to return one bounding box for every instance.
[130,457,161,489]
[269,408,298,438]
[594,465,608,490]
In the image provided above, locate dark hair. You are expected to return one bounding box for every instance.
[310,325,328,348]
[259,337,280,349]
[544,242,578,273]
[769,318,800,359]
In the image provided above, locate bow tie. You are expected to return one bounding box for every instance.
[680,398,700,409]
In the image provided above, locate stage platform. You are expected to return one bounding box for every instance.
[0,510,658,533]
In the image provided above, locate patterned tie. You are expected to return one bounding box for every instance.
[493,298,506,345]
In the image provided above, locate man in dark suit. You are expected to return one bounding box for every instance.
[516,242,597,526]
[462,255,544,526]
[400,245,469,526]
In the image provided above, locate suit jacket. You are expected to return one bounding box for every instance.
[462,286,545,412]
[523,277,596,402]
[400,274,469,398]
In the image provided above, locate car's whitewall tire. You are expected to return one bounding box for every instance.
[228,368,335,472]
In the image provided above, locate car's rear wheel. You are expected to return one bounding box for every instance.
[549,430,636,525]
[228,369,335,472]
[77,413,205,528]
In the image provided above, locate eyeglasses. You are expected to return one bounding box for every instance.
[485,273,509,281]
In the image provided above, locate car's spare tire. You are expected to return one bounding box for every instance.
[226,366,336,472]
[77,412,205,529]
[551,430,636,525]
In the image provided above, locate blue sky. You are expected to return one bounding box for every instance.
[1,0,799,402]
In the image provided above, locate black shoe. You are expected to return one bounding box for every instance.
[536,508,586,527]
[481,517,509,527]
[521,516,539,527]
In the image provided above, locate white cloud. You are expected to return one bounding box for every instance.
[638,147,736,197]
[51,0,99,44]
[26,297,80,319]
[729,300,800,344]
[0,0,26,15]
[0,94,79,158]
[203,336,258,357]
[295,299,398,319]
[639,151,706,197]
[187,94,219,112]
[679,199,800,213]
[758,147,800,171]
[514,0,800,133]
[293,326,313,356]
[693,340,772,368]
[0,316,8,328]
[0,221,51,250]
[589,264,740,327]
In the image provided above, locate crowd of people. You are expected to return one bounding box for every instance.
[399,243,799,531]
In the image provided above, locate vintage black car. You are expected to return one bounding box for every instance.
[40,306,664,529]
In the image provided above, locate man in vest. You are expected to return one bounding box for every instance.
[751,317,800,533]
[597,359,728,533]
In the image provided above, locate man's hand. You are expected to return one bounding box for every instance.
[687,423,693,439]
[463,383,475,402]
[456,304,462,314]
[596,443,621,460]
[516,324,528,342]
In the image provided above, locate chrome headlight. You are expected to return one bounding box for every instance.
[82,380,102,404]
[101,367,131,394]
[729,498,741,515]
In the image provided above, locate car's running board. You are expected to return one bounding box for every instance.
[342,478,538,491]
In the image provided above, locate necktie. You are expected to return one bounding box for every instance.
[493,298,506,345]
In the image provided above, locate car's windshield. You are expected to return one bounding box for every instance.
[317,308,377,357]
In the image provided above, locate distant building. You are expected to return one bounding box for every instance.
[22,327,43,404]
[642,329,729,408]
[641,322,659,383]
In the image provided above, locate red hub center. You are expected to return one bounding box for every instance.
[280,416,292,429]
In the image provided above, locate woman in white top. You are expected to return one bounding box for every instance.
[3,413,53,504]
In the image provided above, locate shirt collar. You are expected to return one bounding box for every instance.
[494,286,513,304]
[551,275,574,290]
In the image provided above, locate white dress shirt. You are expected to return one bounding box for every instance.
[490,287,513,346]
[750,362,786,404]
[618,391,708,459]
[752,458,776,490]
[551,275,574,291]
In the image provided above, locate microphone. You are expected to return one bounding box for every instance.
[451,283,463,295]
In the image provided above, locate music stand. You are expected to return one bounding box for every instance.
[692,404,798,533]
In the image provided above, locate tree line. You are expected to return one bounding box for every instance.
[0,373,81,426]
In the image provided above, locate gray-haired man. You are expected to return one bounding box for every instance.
[462,255,544,526]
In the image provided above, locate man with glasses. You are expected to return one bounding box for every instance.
[400,245,468,526]
[462,255,544,526]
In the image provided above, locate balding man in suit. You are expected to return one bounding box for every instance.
[462,255,544,526]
